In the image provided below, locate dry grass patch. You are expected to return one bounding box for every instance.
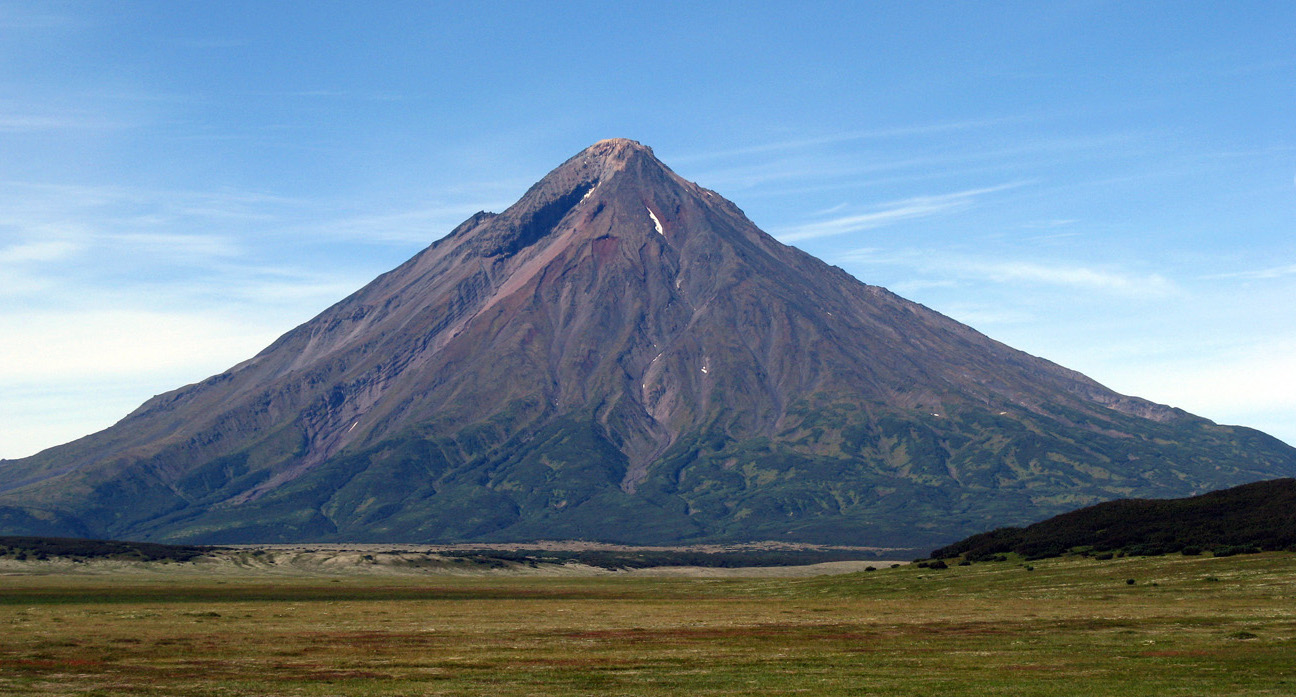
[1,554,1294,695]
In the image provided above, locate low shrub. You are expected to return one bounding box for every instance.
[1213,545,1261,558]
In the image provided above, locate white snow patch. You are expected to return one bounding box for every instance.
[701,366,709,374]
[581,185,597,202]
[348,421,358,432]
[647,208,664,235]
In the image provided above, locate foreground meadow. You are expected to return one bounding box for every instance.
[1,553,1294,696]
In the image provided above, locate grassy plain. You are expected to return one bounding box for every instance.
[2,553,1294,696]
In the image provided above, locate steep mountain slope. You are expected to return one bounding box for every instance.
[2,139,1294,547]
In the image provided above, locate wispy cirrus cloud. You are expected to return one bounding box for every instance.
[1,177,509,248]
[961,259,1176,297]
[0,113,125,132]
[674,116,1030,162]
[109,232,244,262]
[0,179,308,223]
[1203,263,1296,281]
[775,183,1025,242]
[1022,219,1078,229]
[0,172,504,319]
[841,248,1178,298]
[675,129,1148,202]
[0,239,84,264]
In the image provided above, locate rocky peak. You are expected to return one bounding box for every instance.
[455,139,701,263]
[584,137,656,165]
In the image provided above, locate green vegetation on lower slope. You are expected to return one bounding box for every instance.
[5,397,1294,548]
[1,553,1294,695]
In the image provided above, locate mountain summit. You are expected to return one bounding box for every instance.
[3,139,1294,546]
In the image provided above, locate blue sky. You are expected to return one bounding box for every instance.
[2,1,1294,458]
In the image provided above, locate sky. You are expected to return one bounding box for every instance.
[1,1,1294,459]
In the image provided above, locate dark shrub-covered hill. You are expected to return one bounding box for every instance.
[0,536,214,562]
[931,478,1296,561]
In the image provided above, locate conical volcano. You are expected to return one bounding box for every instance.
[3,139,1294,547]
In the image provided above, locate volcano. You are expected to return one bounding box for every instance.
[2,139,1293,547]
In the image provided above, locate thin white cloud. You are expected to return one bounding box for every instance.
[0,113,123,132]
[674,116,1030,162]
[0,177,507,249]
[969,260,1176,296]
[841,248,1178,298]
[106,232,244,261]
[678,131,1140,198]
[1,227,243,273]
[776,183,1025,242]
[1204,264,1296,281]
[778,200,964,242]
[1022,219,1078,229]
[0,180,310,227]
[811,202,849,216]
[889,279,960,294]
[0,239,84,263]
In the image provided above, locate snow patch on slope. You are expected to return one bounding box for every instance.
[647,208,663,235]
